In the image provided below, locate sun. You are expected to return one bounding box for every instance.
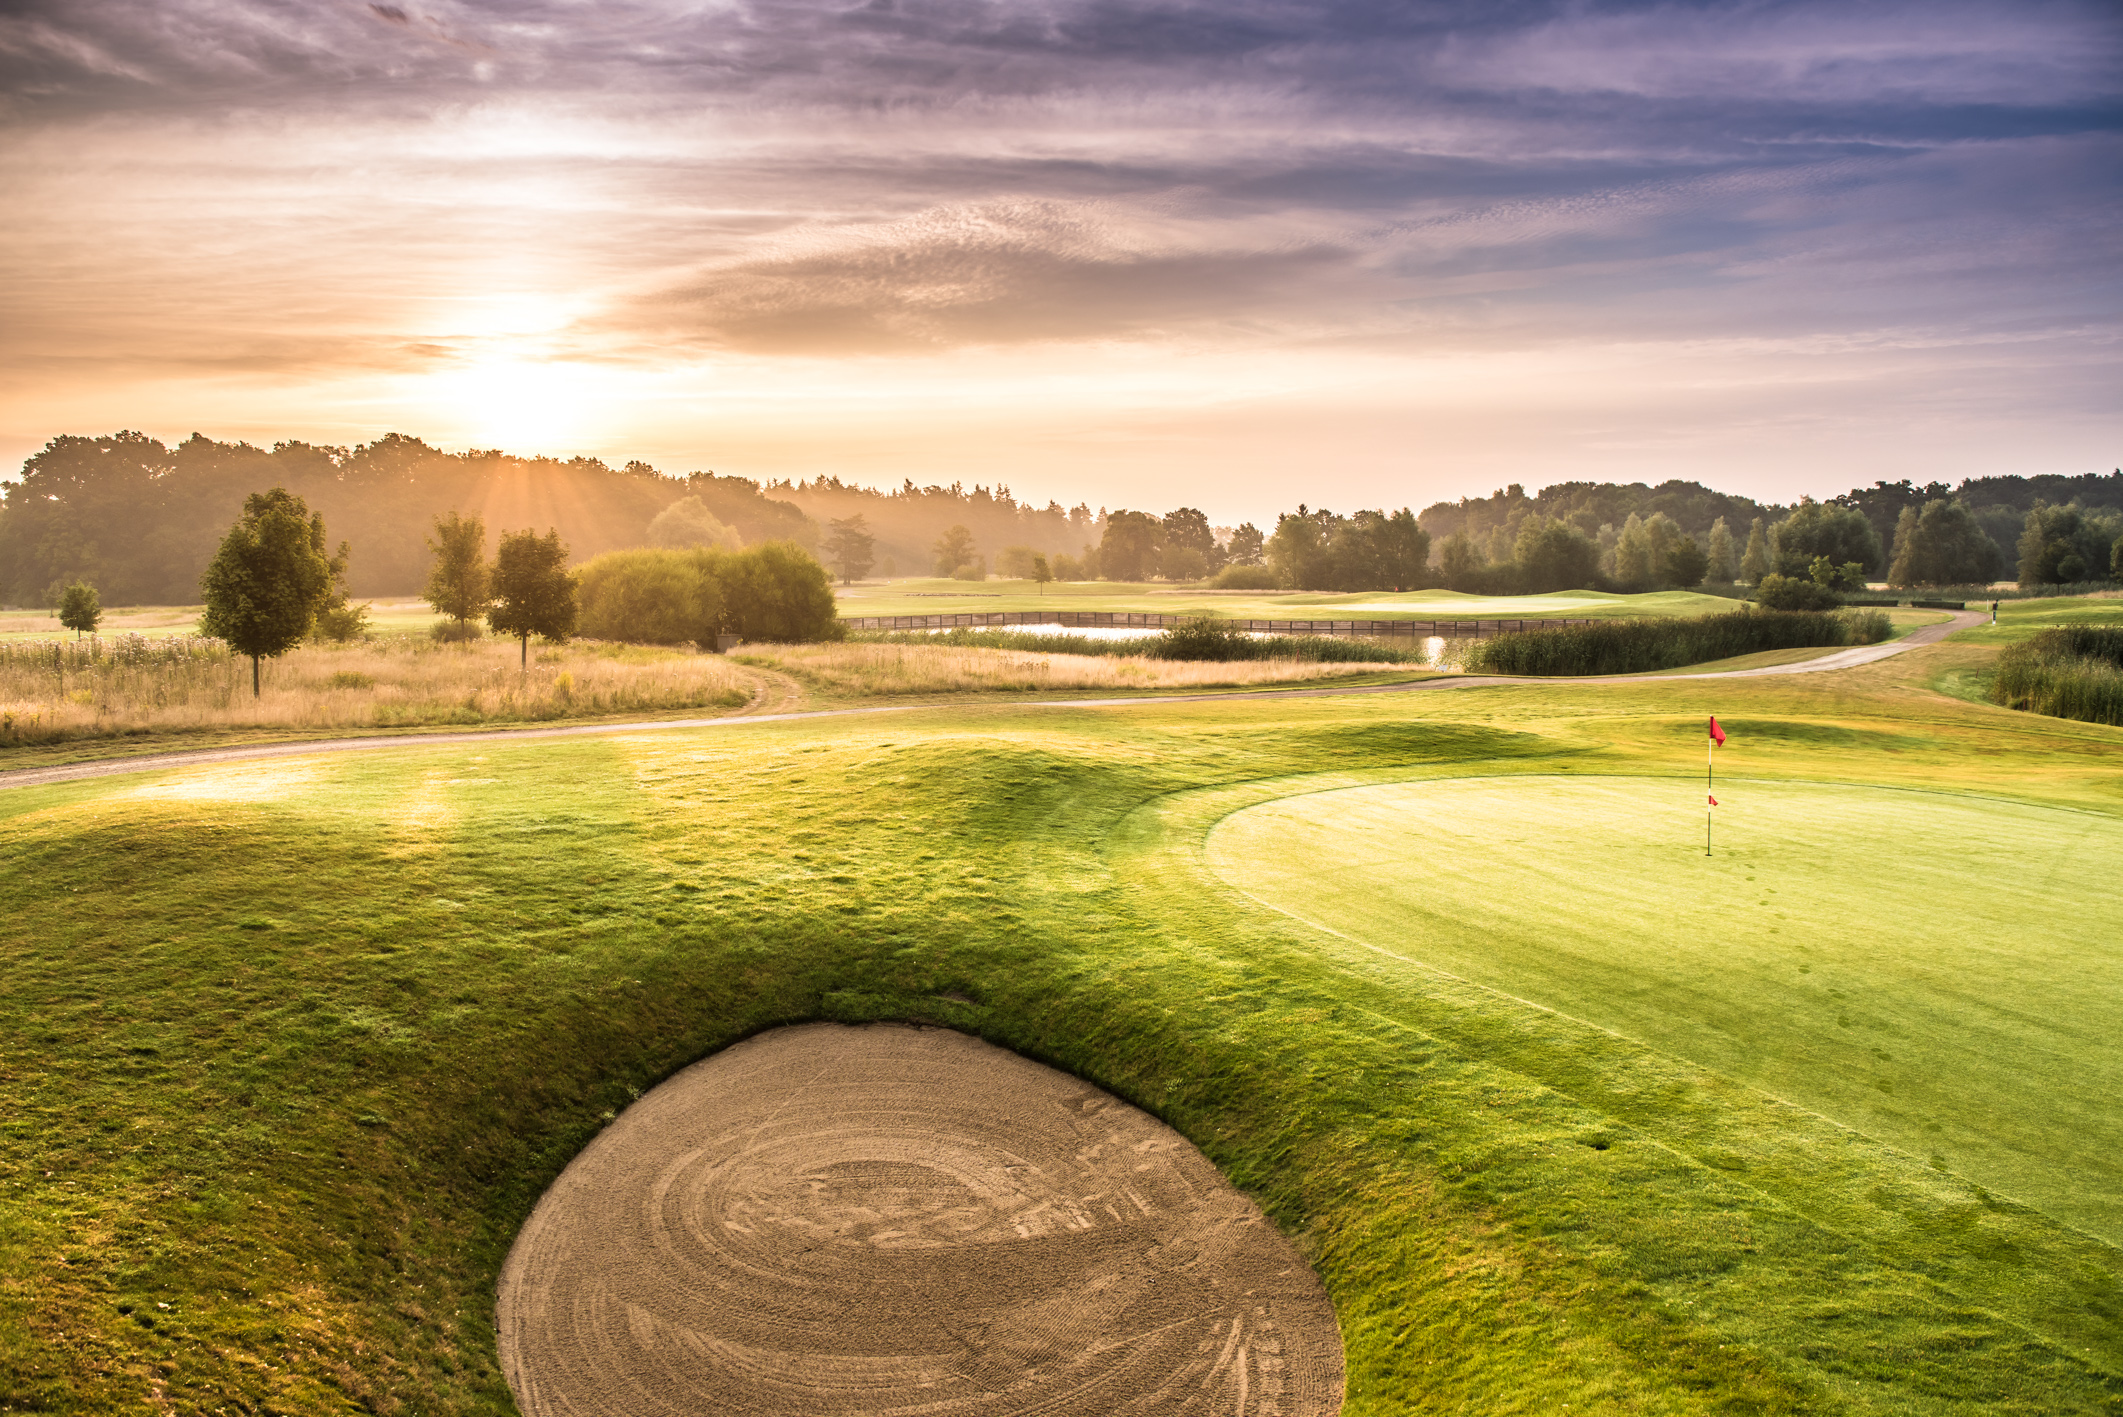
[431,357,592,452]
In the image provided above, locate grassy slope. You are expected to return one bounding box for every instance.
[3,643,2121,1413]
[836,579,1742,621]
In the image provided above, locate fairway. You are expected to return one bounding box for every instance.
[1206,775,2123,1241]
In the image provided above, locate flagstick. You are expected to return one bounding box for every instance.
[1706,734,1714,857]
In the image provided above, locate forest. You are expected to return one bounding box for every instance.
[2,430,2118,605]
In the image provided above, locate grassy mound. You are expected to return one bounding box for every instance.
[1468,608,1890,675]
[3,670,2120,1414]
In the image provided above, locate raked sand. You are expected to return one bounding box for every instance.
[497,1023,1345,1416]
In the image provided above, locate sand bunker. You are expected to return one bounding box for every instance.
[497,1023,1344,1416]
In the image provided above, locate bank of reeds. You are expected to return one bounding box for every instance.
[1987,627,2123,726]
[1467,608,1891,676]
[857,623,1425,664]
[738,641,1414,697]
[0,635,755,748]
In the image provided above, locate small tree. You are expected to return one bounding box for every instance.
[1739,517,1770,584]
[824,515,877,584]
[1705,518,1737,582]
[1664,536,1710,589]
[312,540,370,643]
[58,582,102,639]
[932,524,977,577]
[1031,553,1051,593]
[200,488,336,696]
[425,511,491,631]
[488,528,577,669]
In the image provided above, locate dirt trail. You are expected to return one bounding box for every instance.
[497,1023,1344,1417]
[0,612,1986,791]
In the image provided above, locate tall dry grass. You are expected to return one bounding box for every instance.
[738,641,1414,696]
[0,635,757,747]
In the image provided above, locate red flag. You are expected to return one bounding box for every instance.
[1708,794,1718,806]
[1709,716,1726,746]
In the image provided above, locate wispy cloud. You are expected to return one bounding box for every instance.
[1,0,2117,505]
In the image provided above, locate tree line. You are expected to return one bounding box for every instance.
[7,429,2116,606]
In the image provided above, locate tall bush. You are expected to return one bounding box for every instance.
[1468,609,1889,676]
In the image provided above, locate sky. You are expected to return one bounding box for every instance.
[2,0,2118,522]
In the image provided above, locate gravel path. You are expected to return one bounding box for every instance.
[497,1023,1344,1417]
[0,611,1983,792]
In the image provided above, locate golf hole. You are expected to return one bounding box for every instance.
[497,1023,1345,1415]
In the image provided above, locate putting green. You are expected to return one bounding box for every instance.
[1206,775,2123,1242]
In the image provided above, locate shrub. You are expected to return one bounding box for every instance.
[950,562,988,582]
[1988,627,2123,726]
[1155,615,1254,661]
[578,542,840,647]
[429,619,484,643]
[315,601,372,643]
[577,549,723,646]
[1754,573,1840,612]
[1468,609,1889,676]
[716,541,842,643]
[1208,563,1281,590]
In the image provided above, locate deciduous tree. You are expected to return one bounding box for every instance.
[1225,523,1265,567]
[200,488,336,696]
[932,524,977,577]
[58,582,101,639]
[824,515,877,583]
[1705,518,1736,582]
[424,511,491,629]
[1664,536,1710,589]
[1512,518,1599,594]
[1098,511,1164,581]
[1887,501,2000,587]
[1739,517,1770,584]
[489,528,578,669]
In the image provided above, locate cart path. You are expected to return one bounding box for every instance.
[0,610,1984,791]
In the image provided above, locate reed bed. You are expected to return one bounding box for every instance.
[0,635,755,747]
[1467,608,1891,676]
[739,641,1413,696]
[861,625,1427,663]
[1988,627,2123,726]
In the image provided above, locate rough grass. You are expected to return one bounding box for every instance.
[3,658,2121,1414]
[1468,609,1890,675]
[0,636,756,747]
[1988,627,2123,726]
[734,640,1419,695]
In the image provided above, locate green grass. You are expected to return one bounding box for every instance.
[1206,776,2123,1240]
[3,656,2122,1413]
[837,579,1744,621]
[0,599,446,644]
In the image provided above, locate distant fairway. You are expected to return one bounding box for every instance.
[1207,775,2123,1241]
